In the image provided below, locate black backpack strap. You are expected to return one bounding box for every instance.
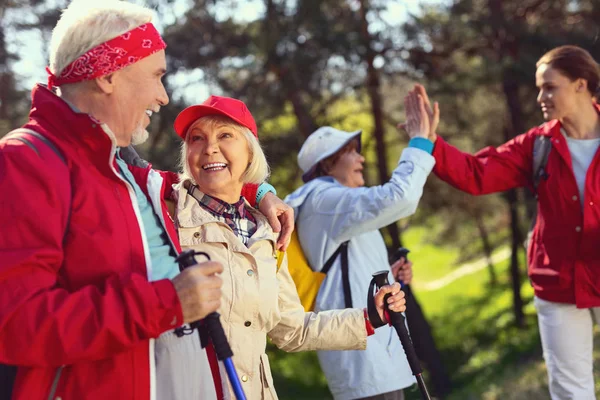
[339,242,352,308]
[320,241,352,308]
[526,135,552,249]
[532,135,552,194]
[321,244,343,274]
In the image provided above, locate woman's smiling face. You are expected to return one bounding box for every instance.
[186,117,250,203]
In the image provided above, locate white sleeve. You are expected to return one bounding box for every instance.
[310,147,435,243]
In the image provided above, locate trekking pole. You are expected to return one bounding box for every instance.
[392,247,411,290]
[176,250,247,400]
[369,270,431,400]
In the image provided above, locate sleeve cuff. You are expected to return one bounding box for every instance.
[153,279,184,334]
[256,182,277,205]
[364,308,375,336]
[409,137,434,154]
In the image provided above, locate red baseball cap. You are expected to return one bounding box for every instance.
[174,95,258,139]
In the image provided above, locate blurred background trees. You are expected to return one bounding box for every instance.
[3,0,600,398]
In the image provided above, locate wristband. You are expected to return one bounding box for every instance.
[256,182,277,205]
[409,137,434,154]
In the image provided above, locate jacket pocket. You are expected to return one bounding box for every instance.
[259,353,278,400]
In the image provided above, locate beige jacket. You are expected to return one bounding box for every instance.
[175,182,367,400]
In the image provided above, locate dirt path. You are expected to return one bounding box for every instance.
[417,247,512,291]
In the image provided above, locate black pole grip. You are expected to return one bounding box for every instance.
[175,250,231,357]
[393,247,410,263]
[176,249,210,270]
[372,271,423,376]
[388,311,423,376]
[204,313,234,360]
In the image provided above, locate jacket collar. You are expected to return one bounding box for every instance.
[27,84,116,151]
[174,180,276,250]
[26,84,152,173]
[539,102,600,138]
[536,102,600,168]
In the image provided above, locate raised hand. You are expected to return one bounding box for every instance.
[402,88,432,139]
[414,84,440,142]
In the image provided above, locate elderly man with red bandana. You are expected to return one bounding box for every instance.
[0,1,292,399]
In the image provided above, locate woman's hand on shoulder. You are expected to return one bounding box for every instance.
[258,192,294,251]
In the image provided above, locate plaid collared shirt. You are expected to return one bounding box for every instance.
[188,185,257,246]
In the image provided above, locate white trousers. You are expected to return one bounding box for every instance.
[155,328,217,400]
[534,296,600,400]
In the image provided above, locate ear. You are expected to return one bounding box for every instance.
[576,78,588,93]
[94,72,118,94]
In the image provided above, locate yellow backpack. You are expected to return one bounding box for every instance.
[276,231,350,312]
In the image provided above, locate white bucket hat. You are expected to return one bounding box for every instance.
[298,126,362,182]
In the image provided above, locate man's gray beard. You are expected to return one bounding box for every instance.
[131,127,149,145]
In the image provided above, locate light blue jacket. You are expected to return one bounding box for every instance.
[284,146,435,399]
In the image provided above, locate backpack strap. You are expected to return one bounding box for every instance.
[339,242,352,308]
[3,128,70,400]
[322,241,352,308]
[5,128,71,243]
[532,135,552,195]
[6,128,66,164]
[526,135,552,248]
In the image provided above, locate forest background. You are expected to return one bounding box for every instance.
[2,0,600,398]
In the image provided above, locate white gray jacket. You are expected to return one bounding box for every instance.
[284,146,435,399]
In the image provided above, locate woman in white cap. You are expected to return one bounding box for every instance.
[284,91,437,400]
[169,95,408,400]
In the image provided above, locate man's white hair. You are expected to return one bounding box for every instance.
[49,0,155,77]
[179,115,270,186]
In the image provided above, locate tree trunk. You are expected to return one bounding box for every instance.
[502,73,526,328]
[264,0,317,138]
[358,0,401,249]
[504,189,525,328]
[473,209,497,286]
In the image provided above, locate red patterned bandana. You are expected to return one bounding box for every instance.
[46,23,166,90]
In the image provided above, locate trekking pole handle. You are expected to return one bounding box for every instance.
[392,247,410,289]
[372,271,422,376]
[175,250,247,400]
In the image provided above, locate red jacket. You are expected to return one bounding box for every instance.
[0,85,229,399]
[433,111,600,308]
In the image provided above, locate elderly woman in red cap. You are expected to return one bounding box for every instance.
[171,96,406,400]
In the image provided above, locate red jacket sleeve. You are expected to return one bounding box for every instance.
[0,140,183,367]
[241,183,259,207]
[432,131,535,195]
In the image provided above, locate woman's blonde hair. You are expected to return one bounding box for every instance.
[49,0,154,78]
[179,115,270,185]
